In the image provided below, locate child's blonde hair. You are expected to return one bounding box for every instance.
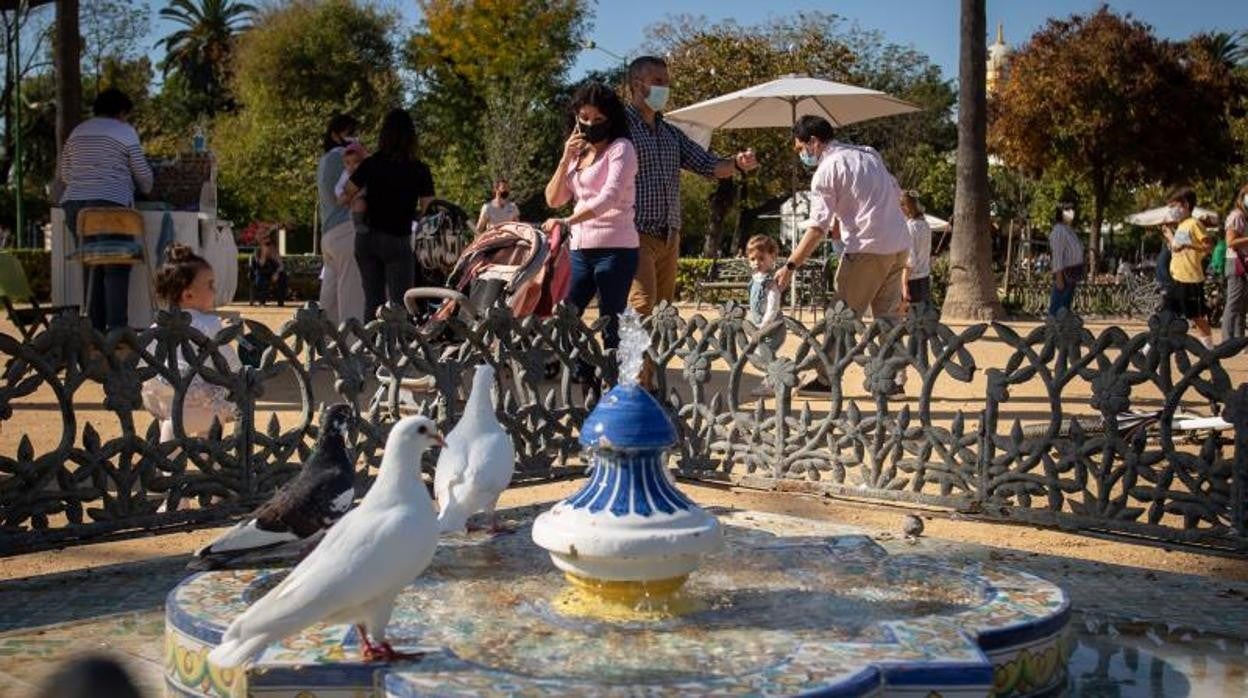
[746,235,779,258]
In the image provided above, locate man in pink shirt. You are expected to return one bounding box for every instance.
[775,115,911,392]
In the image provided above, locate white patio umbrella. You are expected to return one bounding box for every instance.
[924,214,950,232]
[1125,206,1220,227]
[667,75,920,305]
[666,75,920,133]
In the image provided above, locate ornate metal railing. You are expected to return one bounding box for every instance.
[1,303,1246,556]
[1003,274,1224,320]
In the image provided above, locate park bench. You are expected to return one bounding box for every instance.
[693,257,829,319]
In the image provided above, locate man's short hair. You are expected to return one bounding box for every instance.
[628,55,667,83]
[93,88,133,118]
[1166,186,1197,211]
[792,115,834,143]
[746,235,779,257]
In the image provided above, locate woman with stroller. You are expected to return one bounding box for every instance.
[342,108,436,320]
[543,81,638,355]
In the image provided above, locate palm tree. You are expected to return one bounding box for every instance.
[1197,30,1248,70]
[158,0,256,112]
[941,0,1003,321]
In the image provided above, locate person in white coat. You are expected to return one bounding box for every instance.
[316,114,365,325]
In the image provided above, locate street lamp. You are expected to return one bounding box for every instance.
[580,39,627,64]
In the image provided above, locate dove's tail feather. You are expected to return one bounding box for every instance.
[197,519,299,559]
[437,505,469,535]
[208,631,275,668]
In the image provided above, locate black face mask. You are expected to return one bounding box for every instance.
[578,119,611,144]
[498,191,510,199]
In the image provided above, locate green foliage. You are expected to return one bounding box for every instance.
[407,0,590,210]
[215,0,401,230]
[82,0,151,91]
[6,249,51,300]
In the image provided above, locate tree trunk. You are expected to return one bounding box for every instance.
[701,178,737,258]
[941,0,1004,321]
[55,0,82,157]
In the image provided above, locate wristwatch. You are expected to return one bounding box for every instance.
[784,260,797,271]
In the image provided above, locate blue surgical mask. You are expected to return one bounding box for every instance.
[645,85,670,112]
[799,148,819,168]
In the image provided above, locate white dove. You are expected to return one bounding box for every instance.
[435,363,516,534]
[208,415,444,667]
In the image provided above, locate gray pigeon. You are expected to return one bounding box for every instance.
[902,514,925,540]
[193,404,357,568]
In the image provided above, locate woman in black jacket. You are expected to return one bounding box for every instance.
[341,108,435,320]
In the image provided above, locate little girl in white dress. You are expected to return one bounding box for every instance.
[142,244,241,442]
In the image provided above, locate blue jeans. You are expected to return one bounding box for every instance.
[64,199,130,332]
[1049,281,1077,316]
[567,247,639,350]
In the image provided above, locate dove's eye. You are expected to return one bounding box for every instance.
[418,425,427,434]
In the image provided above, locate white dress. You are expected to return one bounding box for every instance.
[141,309,242,439]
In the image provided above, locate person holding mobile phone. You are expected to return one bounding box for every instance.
[543,82,639,365]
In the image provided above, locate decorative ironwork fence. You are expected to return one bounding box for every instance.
[1002,274,1224,320]
[1,303,1246,556]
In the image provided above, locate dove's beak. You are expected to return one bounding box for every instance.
[432,431,446,448]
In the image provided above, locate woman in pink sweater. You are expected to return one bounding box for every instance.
[543,81,639,352]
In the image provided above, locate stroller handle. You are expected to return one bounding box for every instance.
[403,287,478,320]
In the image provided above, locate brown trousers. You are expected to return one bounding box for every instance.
[629,231,681,315]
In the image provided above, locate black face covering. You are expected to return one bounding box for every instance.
[498,190,510,199]
[578,119,611,144]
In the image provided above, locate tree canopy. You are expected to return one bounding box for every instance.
[990,8,1240,268]
[407,0,589,210]
[213,0,401,234]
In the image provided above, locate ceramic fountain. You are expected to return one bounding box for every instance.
[166,311,1074,697]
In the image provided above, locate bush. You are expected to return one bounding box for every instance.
[9,249,51,300]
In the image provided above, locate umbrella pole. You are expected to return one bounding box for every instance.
[790,99,799,311]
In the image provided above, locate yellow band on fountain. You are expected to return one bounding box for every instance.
[554,573,701,621]
[565,573,688,601]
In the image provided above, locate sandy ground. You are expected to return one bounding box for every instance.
[2,304,1246,584]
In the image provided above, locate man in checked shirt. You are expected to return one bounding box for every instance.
[625,56,760,331]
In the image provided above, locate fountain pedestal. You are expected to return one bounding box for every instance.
[531,383,722,606]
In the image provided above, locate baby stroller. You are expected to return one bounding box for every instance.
[372,221,571,415]
[413,199,473,288]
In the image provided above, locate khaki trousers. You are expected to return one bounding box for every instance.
[629,231,680,315]
[833,250,909,321]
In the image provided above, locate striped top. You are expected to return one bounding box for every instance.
[57,117,153,206]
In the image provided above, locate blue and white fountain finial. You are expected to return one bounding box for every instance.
[617,307,647,387]
[531,307,723,604]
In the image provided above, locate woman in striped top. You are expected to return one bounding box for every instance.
[55,88,154,332]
